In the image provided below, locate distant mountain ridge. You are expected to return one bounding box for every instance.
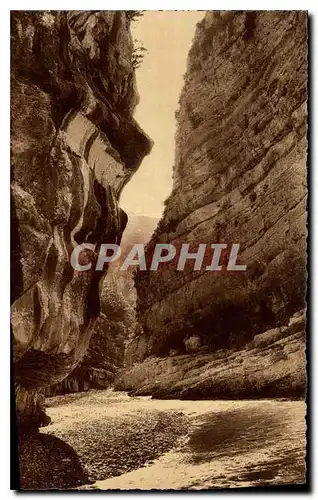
[120,213,160,257]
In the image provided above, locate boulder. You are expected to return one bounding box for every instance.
[184,335,202,353]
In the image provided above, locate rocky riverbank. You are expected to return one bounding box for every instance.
[116,310,306,399]
[18,390,188,490]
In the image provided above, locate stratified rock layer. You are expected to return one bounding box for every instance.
[11,11,151,427]
[115,310,306,399]
[135,11,307,361]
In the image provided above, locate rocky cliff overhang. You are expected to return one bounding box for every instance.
[10,10,151,427]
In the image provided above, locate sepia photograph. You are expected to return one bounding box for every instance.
[10,9,308,491]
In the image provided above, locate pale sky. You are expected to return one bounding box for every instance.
[120,11,205,217]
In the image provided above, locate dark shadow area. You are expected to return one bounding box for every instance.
[18,432,90,490]
[185,406,305,487]
[304,12,312,495]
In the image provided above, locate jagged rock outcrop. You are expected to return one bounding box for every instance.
[46,312,125,395]
[123,11,307,397]
[11,11,151,428]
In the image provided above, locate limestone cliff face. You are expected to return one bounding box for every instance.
[135,11,307,360]
[11,11,151,427]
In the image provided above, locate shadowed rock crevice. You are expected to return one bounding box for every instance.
[18,432,90,490]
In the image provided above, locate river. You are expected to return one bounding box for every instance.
[42,391,306,490]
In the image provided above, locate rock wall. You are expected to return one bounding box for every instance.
[11,11,151,428]
[134,11,307,360]
[47,278,135,395]
[47,214,158,395]
[46,313,124,395]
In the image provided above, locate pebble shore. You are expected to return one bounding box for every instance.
[18,390,188,489]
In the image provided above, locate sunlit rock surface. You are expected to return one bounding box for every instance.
[11,11,151,428]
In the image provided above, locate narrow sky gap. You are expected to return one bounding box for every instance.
[120,11,205,218]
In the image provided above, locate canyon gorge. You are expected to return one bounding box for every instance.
[11,10,307,490]
[12,9,307,424]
